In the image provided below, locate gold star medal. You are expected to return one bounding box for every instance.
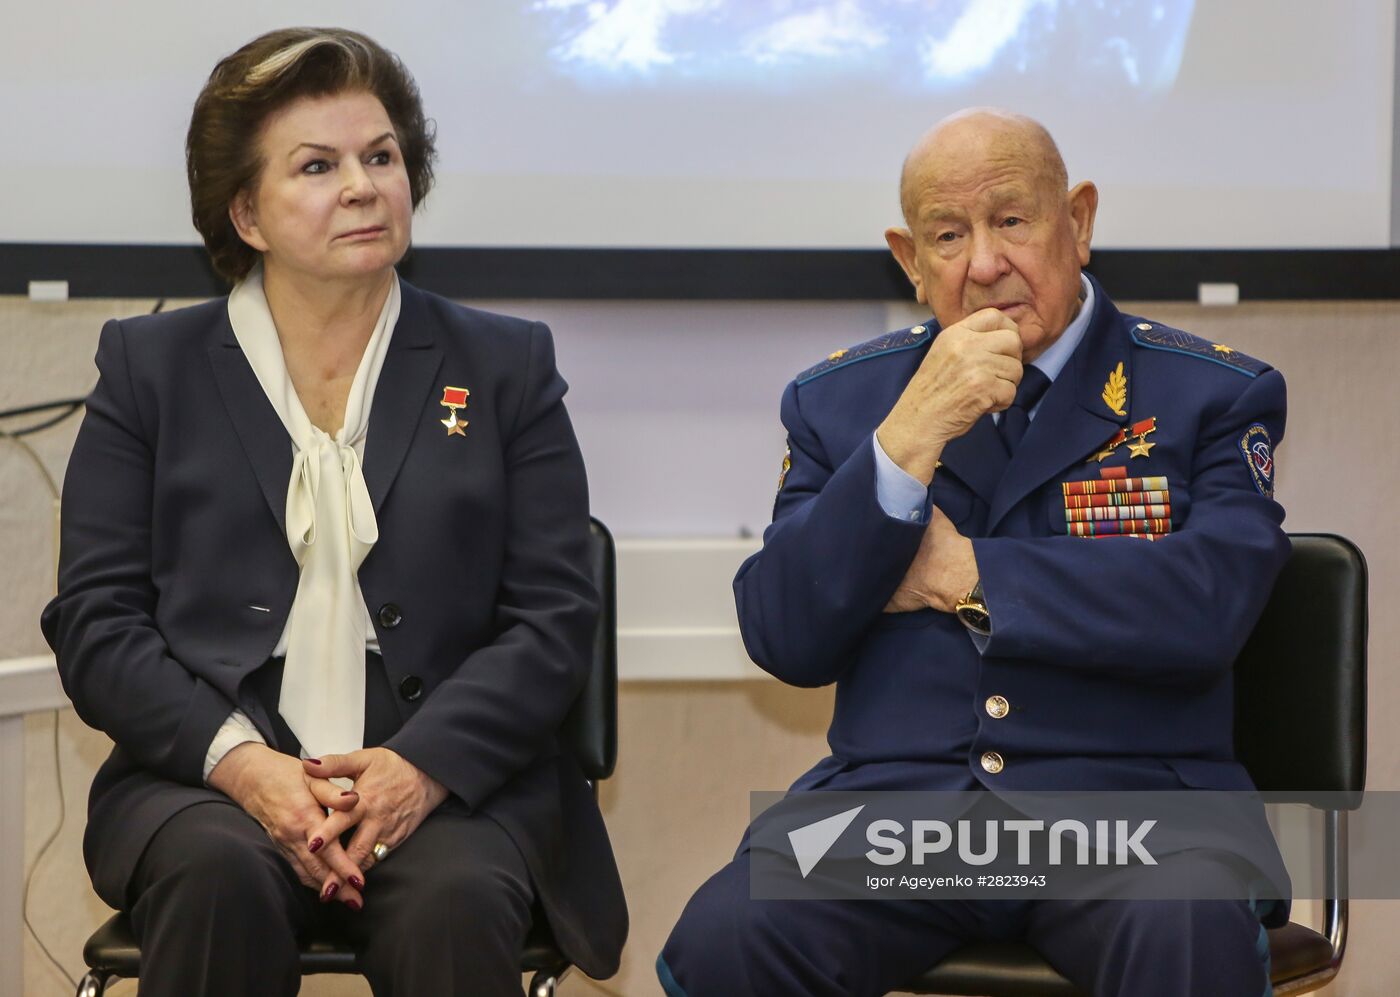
[439,386,469,436]
[1091,428,1125,463]
[1126,417,1158,458]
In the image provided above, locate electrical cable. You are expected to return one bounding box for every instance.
[5,294,162,987]
[0,397,86,426]
[0,427,77,987]
[10,406,82,437]
[0,402,85,440]
[21,713,77,988]
[0,291,164,434]
[0,398,88,420]
[0,427,62,497]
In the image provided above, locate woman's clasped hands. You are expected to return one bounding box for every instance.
[302,749,450,907]
[210,743,448,911]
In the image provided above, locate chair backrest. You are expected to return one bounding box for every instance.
[561,517,619,781]
[1233,533,1367,807]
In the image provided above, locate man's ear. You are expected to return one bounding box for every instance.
[229,188,269,253]
[1067,181,1098,267]
[884,227,926,305]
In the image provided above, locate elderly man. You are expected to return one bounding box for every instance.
[658,109,1289,996]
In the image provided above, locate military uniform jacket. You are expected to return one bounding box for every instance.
[40,282,627,978]
[735,275,1290,906]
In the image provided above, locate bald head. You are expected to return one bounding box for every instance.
[898,109,1068,225]
[883,107,1097,362]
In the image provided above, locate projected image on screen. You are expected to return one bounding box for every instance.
[532,0,1194,95]
[2,0,1390,249]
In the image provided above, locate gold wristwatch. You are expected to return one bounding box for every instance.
[955,581,991,636]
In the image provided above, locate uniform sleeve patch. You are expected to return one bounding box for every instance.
[1239,424,1275,498]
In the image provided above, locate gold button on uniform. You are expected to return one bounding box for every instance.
[980,751,1004,774]
[985,695,1009,719]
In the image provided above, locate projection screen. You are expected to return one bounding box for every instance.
[2,0,1394,252]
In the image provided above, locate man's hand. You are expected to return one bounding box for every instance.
[877,308,1023,484]
[208,742,366,909]
[302,748,449,893]
[884,506,979,613]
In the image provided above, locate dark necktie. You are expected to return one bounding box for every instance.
[997,365,1052,456]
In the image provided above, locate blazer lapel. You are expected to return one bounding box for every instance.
[986,285,1133,533]
[207,312,293,534]
[363,282,444,514]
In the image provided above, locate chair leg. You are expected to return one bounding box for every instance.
[528,965,573,997]
[75,971,114,997]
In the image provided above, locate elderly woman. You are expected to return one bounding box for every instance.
[41,27,626,996]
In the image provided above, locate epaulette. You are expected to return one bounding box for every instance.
[796,323,933,385]
[1127,320,1269,378]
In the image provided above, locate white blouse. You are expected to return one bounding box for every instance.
[202,265,401,778]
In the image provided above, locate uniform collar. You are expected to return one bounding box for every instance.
[1029,273,1094,388]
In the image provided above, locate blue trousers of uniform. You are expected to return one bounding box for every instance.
[659,849,1272,997]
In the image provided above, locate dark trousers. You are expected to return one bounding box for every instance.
[659,849,1273,997]
[124,652,536,996]
[127,797,535,996]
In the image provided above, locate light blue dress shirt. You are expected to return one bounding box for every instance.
[873,274,1095,522]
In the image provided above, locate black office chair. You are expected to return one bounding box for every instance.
[899,533,1367,997]
[75,517,619,997]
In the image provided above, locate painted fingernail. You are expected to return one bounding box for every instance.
[322,882,339,901]
[346,898,362,912]
[306,758,323,765]
[309,837,324,854]
[340,791,356,797]
[349,875,364,890]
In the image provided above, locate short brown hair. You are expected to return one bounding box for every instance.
[187,27,437,283]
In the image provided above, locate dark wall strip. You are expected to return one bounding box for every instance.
[2,244,1398,301]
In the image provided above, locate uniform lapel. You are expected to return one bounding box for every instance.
[936,415,1006,506]
[362,281,444,514]
[986,282,1133,533]
[207,312,293,534]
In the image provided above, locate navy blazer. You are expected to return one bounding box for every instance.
[40,281,627,976]
[736,276,1290,912]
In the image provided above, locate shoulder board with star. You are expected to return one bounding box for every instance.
[796,323,933,385]
[1127,320,1270,378]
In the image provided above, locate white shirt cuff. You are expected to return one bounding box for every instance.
[872,430,930,523]
[203,708,267,782]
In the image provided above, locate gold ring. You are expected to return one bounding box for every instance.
[372,842,389,862]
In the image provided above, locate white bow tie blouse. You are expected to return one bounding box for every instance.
[202,265,399,777]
